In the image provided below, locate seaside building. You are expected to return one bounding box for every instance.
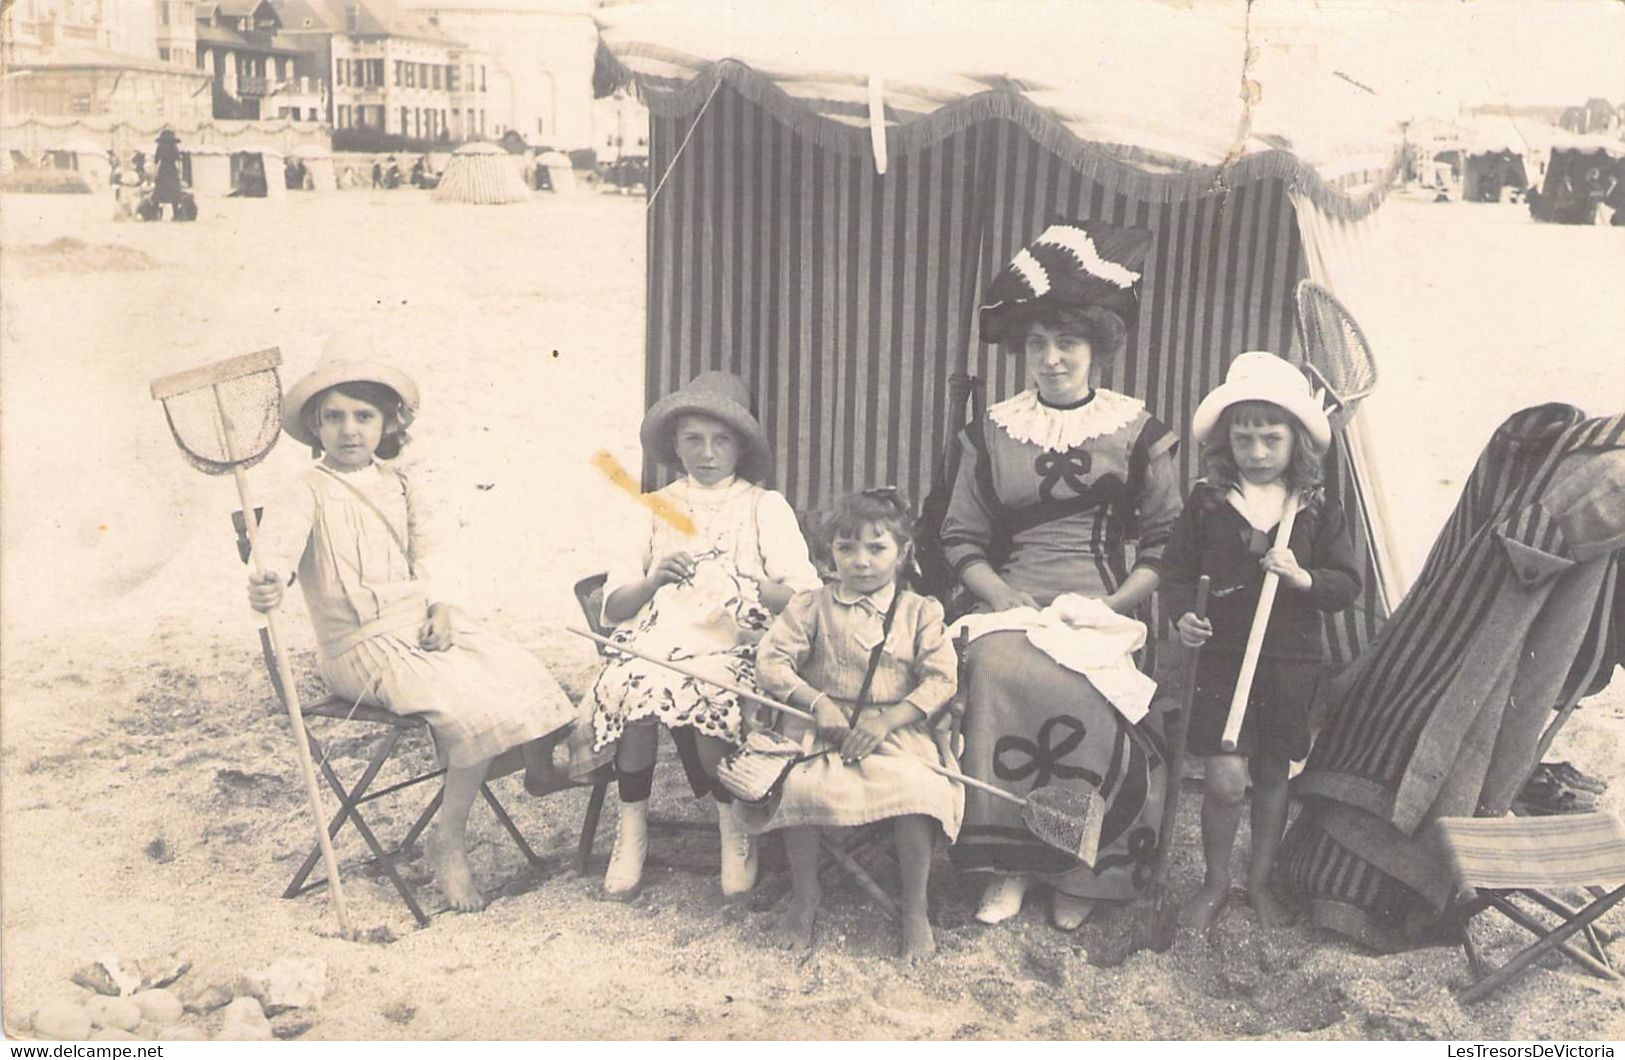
[194,1,319,120]
[275,0,488,141]
[1,0,209,123]
[402,0,597,148]
[156,0,200,65]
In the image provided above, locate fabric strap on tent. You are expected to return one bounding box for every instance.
[642,78,1392,665]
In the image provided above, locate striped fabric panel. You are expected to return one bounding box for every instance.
[1308,410,1625,796]
[643,82,1384,659]
[647,82,1311,500]
[432,155,530,204]
[1435,813,1625,891]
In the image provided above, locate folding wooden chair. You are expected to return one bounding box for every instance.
[1436,811,1625,1003]
[233,509,544,927]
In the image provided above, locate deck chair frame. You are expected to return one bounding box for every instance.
[233,509,542,927]
[1436,811,1625,1004]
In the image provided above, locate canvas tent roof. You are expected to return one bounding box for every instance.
[1461,114,1556,157]
[597,0,1402,213]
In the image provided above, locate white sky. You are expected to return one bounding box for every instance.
[1240,0,1625,116]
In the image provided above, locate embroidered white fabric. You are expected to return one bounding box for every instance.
[957,595,1155,723]
[988,387,1144,453]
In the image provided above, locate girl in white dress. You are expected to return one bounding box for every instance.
[576,371,822,899]
[248,336,576,912]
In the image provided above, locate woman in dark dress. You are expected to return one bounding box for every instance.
[943,222,1183,930]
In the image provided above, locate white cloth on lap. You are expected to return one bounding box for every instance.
[957,595,1156,722]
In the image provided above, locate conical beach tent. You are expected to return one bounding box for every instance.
[599,0,1408,664]
[433,141,532,204]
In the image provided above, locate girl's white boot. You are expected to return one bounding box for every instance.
[717,801,758,896]
[975,873,1032,924]
[603,799,649,900]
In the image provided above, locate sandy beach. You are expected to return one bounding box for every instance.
[1,186,1623,1040]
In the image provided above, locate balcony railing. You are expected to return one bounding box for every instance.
[236,75,268,97]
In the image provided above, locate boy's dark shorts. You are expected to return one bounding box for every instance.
[1185,651,1321,761]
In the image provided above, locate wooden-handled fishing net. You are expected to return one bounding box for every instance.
[150,348,353,939]
[1295,279,1379,429]
[153,348,285,474]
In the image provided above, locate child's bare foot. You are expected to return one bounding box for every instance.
[772,899,818,954]
[426,829,485,913]
[1184,879,1229,935]
[900,909,936,964]
[1248,886,1298,928]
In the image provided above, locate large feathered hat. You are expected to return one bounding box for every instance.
[979,221,1153,345]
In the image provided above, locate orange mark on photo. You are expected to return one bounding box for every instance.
[590,451,694,535]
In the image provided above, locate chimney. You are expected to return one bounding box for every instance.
[345,3,360,34]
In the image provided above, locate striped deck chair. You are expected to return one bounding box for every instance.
[1435,812,1625,1003]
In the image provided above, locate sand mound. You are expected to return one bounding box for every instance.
[7,237,162,275]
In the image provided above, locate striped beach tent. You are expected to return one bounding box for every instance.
[433,141,532,205]
[599,0,1408,662]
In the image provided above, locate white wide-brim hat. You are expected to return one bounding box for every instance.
[282,332,420,448]
[1191,351,1332,449]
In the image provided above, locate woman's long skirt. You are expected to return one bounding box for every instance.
[949,631,1168,900]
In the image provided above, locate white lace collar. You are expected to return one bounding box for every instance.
[988,388,1144,453]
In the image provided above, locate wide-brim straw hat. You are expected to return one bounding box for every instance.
[1191,351,1332,449]
[282,332,420,448]
[979,221,1153,344]
[639,371,771,481]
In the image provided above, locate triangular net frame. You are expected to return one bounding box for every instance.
[1295,279,1378,428]
[156,360,284,475]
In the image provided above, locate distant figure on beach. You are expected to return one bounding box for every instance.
[147,129,196,222]
[371,161,383,188]
[411,157,426,188]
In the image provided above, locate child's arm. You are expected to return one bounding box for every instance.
[601,505,665,624]
[246,477,318,612]
[841,598,957,762]
[1156,496,1202,621]
[754,490,824,612]
[1262,498,1363,610]
[402,469,467,650]
[756,592,847,742]
[1156,494,1214,647]
[1302,498,1363,611]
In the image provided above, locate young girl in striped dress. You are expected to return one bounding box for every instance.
[747,489,961,963]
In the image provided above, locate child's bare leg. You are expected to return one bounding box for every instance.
[1188,754,1248,934]
[427,757,492,912]
[696,732,757,895]
[773,826,821,953]
[894,815,936,963]
[1246,752,1296,927]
